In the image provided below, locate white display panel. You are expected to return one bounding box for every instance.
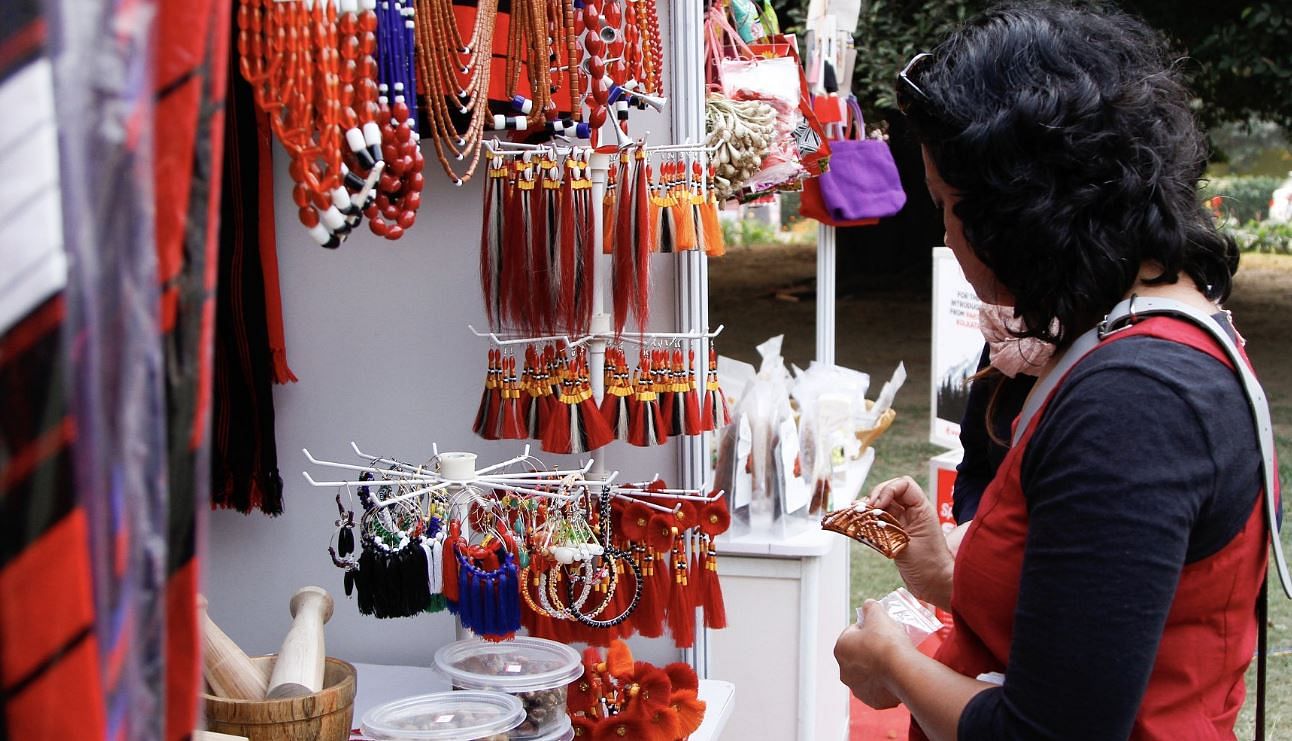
[929,247,984,450]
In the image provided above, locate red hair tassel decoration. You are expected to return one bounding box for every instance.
[576,351,615,452]
[690,160,708,255]
[541,348,578,454]
[612,149,635,334]
[673,158,699,252]
[622,499,663,638]
[572,153,596,334]
[501,159,530,331]
[528,154,555,335]
[649,160,670,253]
[631,146,652,329]
[701,164,726,258]
[473,349,503,440]
[526,345,556,440]
[600,347,634,440]
[480,153,507,328]
[682,350,704,435]
[702,346,730,431]
[499,354,527,440]
[698,496,731,630]
[627,352,667,447]
[654,349,680,437]
[665,506,696,648]
[602,158,618,256]
[642,511,675,638]
[555,156,579,333]
[542,349,614,454]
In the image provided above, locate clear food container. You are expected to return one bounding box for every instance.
[433,637,582,740]
[360,690,525,741]
[525,716,573,741]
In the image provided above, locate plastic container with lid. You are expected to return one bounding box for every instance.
[360,690,525,740]
[433,636,583,740]
[524,715,574,741]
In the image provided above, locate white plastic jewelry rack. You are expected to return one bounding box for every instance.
[612,480,725,503]
[467,324,724,346]
[302,444,689,515]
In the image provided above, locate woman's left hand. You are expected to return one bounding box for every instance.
[833,599,912,709]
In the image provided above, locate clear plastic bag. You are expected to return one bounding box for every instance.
[856,587,945,646]
[720,57,808,194]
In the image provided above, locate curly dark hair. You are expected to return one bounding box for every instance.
[900,1,1238,347]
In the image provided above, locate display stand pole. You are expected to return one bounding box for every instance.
[669,0,710,677]
[816,223,836,365]
[587,153,612,485]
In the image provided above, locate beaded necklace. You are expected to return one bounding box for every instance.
[366,0,424,238]
[415,0,498,184]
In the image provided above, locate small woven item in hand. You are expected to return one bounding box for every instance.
[821,502,910,558]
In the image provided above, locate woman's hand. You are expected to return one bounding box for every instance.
[867,476,955,610]
[834,600,912,709]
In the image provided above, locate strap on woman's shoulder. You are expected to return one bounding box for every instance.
[1013,295,1289,599]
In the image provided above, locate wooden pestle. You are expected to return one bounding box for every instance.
[266,586,334,699]
[199,595,269,700]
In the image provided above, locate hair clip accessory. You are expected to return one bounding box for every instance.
[821,502,911,559]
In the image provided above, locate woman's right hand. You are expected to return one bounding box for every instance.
[866,476,955,611]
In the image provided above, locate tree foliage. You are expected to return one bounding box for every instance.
[767,0,1292,132]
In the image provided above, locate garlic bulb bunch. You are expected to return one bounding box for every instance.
[705,93,776,201]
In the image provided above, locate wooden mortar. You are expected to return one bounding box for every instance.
[202,656,356,741]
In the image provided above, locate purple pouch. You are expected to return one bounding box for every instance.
[817,99,907,221]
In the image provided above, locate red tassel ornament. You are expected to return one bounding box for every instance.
[572,152,596,334]
[473,349,504,440]
[631,147,652,328]
[683,350,704,435]
[665,532,695,648]
[627,353,667,447]
[528,155,554,335]
[663,662,699,694]
[500,162,530,331]
[600,347,634,440]
[555,156,579,331]
[670,689,707,738]
[602,158,618,256]
[698,497,731,630]
[499,354,527,440]
[480,154,507,328]
[612,149,635,334]
[702,346,730,431]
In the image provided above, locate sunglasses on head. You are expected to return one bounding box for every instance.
[896,52,934,115]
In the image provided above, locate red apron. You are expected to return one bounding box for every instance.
[921,317,1270,739]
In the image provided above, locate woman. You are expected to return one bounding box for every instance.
[832,3,1284,739]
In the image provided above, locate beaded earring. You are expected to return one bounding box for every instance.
[354,489,435,619]
[452,534,522,641]
[567,490,642,629]
[329,491,359,597]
